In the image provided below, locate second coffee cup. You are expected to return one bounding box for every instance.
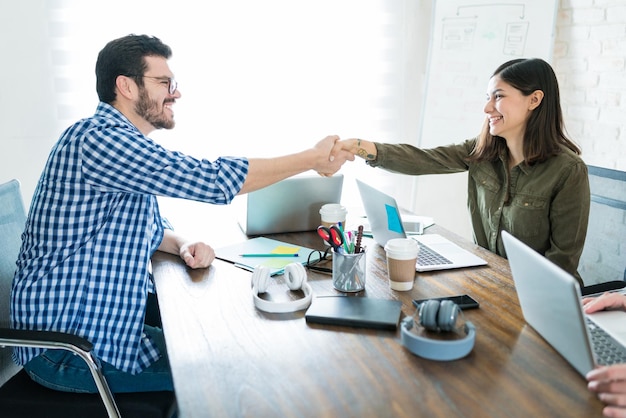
[384,238,419,291]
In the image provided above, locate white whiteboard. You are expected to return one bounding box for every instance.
[418,0,559,148]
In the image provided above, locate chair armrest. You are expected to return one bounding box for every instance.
[581,280,626,297]
[0,328,93,352]
[0,327,120,418]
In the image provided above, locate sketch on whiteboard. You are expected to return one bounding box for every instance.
[442,19,476,50]
[441,3,530,56]
[504,22,529,55]
[418,0,557,149]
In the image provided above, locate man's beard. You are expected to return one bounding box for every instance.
[135,88,175,130]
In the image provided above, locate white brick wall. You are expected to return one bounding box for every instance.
[559,0,626,285]
[555,0,626,170]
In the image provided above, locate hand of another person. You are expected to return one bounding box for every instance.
[583,293,626,416]
[329,138,377,163]
[583,292,626,314]
[179,241,215,269]
[314,135,354,177]
[334,138,358,154]
[587,364,626,418]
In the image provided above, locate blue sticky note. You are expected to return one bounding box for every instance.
[385,204,404,233]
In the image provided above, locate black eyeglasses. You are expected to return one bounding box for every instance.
[306,248,333,274]
[129,75,178,95]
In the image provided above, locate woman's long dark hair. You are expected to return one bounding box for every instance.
[469,58,581,164]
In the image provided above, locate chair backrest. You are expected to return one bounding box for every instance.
[0,180,27,386]
[578,166,626,285]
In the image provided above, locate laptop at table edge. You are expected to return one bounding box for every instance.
[355,179,487,272]
[501,230,626,376]
[237,174,343,235]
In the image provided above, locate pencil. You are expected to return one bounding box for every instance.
[239,253,299,258]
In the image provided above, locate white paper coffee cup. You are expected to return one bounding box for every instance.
[384,238,419,291]
[319,203,347,229]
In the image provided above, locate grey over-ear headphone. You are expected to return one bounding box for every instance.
[251,263,313,313]
[401,299,476,361]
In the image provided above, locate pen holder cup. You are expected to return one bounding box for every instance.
[332,249,366,293]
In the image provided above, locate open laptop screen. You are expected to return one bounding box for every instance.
[238,174,343,235]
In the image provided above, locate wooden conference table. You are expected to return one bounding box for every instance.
[151,198,604,418]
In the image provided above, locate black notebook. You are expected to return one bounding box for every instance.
[305,296,402,330]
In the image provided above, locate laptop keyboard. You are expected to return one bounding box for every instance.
[587,318,626,365]
[416,241,453,266]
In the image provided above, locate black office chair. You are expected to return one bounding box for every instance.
[0,179,177,418]
[579,165,626,296]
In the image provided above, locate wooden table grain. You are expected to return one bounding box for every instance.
[152,198,604,418]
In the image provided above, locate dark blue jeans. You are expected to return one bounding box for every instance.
[23,325,174,394]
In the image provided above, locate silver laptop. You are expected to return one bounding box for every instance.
[238,174,343,235]
[356,179,487,272]
[502,230,626,376]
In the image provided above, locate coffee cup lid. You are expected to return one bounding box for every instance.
[319,203,347,216]
[384,238,419,259]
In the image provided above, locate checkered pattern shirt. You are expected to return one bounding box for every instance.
[11,102,248,373]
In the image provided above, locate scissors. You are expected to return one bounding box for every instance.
[317,225,344,252]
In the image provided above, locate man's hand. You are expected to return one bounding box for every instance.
[314,135,354,177]
[179,241,215,269]
[158,229,215,269]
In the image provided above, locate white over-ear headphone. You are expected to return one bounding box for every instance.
[401,299,476,361]
[251,263,313,313]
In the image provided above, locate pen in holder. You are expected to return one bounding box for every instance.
[332,248,366,292]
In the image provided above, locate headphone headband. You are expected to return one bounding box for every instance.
[252,263,313,313]
[401,300,476,361]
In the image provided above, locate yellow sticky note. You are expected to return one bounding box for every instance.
[271,245,300,255]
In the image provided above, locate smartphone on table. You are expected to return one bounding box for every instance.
[412,294,479,310]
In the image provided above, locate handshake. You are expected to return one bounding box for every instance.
[314,136,377,177]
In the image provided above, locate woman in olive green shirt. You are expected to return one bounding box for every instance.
[336,58,590,284]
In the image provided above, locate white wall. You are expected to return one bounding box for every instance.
[0,0,428,213]
[554,0,626,171]
[0,2,59,209]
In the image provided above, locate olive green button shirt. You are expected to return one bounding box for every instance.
[370,139,590,284]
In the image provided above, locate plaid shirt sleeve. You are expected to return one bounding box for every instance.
[82,106,247,203]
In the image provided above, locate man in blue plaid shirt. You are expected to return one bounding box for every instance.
[10,34,351,394]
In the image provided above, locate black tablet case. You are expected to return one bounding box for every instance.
[305,296,402,330]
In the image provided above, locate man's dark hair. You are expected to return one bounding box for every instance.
[95,34,172,104]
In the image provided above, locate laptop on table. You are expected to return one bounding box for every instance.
[238,175,343,235]
[502,230,626,376]
[356,179,487,272]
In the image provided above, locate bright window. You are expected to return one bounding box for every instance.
[47,0,426,209]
